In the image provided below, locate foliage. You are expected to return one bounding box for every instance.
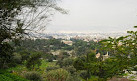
[44,53,56,62]
[57,58,74,68]
[73,50,132,80]
[0,0,66,69]
[95,27,137,80]
[24,71,42,81]
[95,58,126,79]
[63,66,77,74]
[66,74,81,81]
[19,39,67,52]
[13,53,22,64]
[100,28,137,71]
[0,0,66,43]
[0,70,29,81]
[0,43,14,69]
[46,68,70,81]
[73,56,86,70]
[0,74,13,81]
[62,65,80,81]
[72,39,102,56]
[26,53,42,70]
[46,66,59,71]
[79,70,90,80]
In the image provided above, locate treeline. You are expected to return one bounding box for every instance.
[15,38,105,55]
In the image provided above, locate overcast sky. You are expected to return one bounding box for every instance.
[46,0,137,33]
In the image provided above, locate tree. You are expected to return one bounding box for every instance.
[26,53,42,70]
[0,0,67,42]
[0,0,66,68]
[57,58,74,68]
[0,42,14,68]
[98,27,137,79]
[73,50,131,80]
[100,27,137,68]
[73,51,98,80]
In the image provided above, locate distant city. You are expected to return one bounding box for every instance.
[32,32,127,42]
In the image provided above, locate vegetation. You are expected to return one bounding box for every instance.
[0,0,137,81]
[0,70,29,81]
[25,71,42,81]
[46,68,69,81]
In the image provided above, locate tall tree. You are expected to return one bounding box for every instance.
[0,0,66,43]
[0,0,66,68]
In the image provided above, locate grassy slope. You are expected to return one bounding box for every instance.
[5,60,57,81]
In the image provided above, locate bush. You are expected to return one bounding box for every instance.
[56,58,74,68]
[63,66,76,74]
[67,74,81,81]
[24,71,42,81]
[0,72,29,81]
[26,53,42,70]
[3,73,29,81]
[64,66,80,81]
[79,70,89,80]
[0,74,13,81]
[46,66,59,71]
[13,53,22,64]
[46,68,69,81]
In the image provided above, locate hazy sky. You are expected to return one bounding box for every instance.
[46,0,137,33]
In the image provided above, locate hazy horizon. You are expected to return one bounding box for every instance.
[44,0,137,33]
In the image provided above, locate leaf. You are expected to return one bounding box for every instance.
[117,36,124,41]
[99,39,110,43]
[127,31,133,34]
[134,26,137,28]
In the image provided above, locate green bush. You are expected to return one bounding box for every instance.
[63,66,76,74]
[79,70,89,80]
[57,58,74,68]
[46,68,69,81]
[0,73,29,81]
[13,53,22,64]
[26,53,42,70]
[3,73,29,81]
[64,66,80,81]
[66,74,81,81]
[0,74,13,81]
[46,66,59,71]
[24,71,42,81]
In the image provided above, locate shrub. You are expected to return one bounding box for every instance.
[26,53,42,70]
[67,74,81,81]
[24,71,42,81]
[79,70,89,80]
[4,73,29,81]
[0,74,13,81]
[0,73,29,81]
[13,53,22,64]
[63,66,76,74]
[108,77,130,81]
[46,66,59,71]
[46,68,69,81]
[56,58,74,68]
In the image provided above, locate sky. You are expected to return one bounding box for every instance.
[46,0,137,33]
